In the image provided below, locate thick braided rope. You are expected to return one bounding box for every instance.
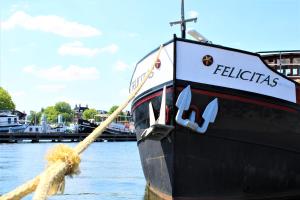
[33,162,68,200]
[33,44,163,199]
[0,44,163,200]
[74,44,163,155]
[0,144,80,200]
[0,178,39,200]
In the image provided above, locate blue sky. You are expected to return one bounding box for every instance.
[0,0,299,113]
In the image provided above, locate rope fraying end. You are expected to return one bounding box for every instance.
[46,144,81,176]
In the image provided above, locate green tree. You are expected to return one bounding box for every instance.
[108,105,121,115]
[0,87,15,110]
[54,102,72,113]
[27,110,42,124]
[54,102,74,123]
[43,106,58,123]
[82,108,98,120]
[108,105,125,122]
[43,102,74,123]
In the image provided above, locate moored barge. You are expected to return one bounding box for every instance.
[130,2,300,199]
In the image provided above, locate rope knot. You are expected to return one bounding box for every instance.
[46,144,80,176]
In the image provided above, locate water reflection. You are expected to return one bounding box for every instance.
[144,185,165,200]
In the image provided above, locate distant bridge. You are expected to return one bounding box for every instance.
[0,132,136,143]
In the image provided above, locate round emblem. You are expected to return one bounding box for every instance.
[202,55,213,66]
[155,59,161,69]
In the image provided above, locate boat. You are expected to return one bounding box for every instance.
[97,113,135,135]
[106,121,135,135]
[76,118,98,133]
[24,114,70,133]
[130,1,300,199]
[76,113,135,134]
[0,110,27,133]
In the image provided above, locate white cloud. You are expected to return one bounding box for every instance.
[36,84,66,92]
[114,60,130,71]
[11,91,26,98]
[23,65,35,73]
[58,41,98,56]
[1,11,101,38]
[188,10,198,18]
[58,41,119,56]
[23,65,100,81]
[99,44,119,54]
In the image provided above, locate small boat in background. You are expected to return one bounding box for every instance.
[0,111,27,133]
[24,114,70,133]
[76,113,135,135]
[76,118,98,133]
[97,113,135,135]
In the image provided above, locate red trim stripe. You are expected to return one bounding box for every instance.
[132,88,173,111]
[132,87,297,113]
[189,88,297,113]
[296,86,300,104]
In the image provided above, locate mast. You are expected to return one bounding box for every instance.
[170,0,197,38]
[181,0,186,38]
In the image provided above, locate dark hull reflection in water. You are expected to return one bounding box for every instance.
[143,185,300,200]
[144,185,167,200]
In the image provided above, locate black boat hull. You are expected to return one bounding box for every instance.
[134,83,300,200]
[131,37,300,199]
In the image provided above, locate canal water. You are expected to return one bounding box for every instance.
[0,142,146,200]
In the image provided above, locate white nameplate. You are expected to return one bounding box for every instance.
[176,41,296,103]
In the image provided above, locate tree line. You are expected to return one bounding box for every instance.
[0,87,124,124]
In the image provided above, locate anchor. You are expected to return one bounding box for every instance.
[175,85,218,134]
[140,85,174,140]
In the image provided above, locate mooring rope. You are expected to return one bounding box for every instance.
[0,44,164,200]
